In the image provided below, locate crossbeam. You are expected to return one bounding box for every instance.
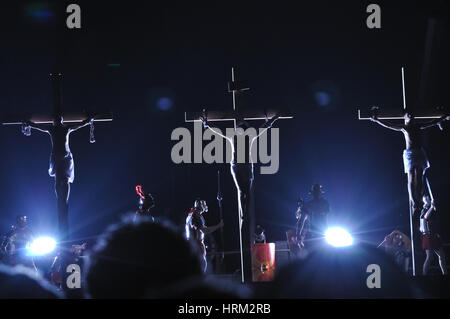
[2,112,113,125]
[358,67,446,121]
[357,108,445,120]
[185,109,293,123]
[185,68,293,129]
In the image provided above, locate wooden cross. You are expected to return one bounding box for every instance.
[185,67,293,283]
[2,73,113,125]
[185,68,293,128]
[1,73,113,240]
[357,68,446,121]
[357,67,447,276]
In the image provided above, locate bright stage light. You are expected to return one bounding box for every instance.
[27,237,57,256]
[325,227,354,247]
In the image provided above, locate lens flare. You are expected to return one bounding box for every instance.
[325,227,354,247]
[27,237,57,256]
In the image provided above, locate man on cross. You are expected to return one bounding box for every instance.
[370,111,449,215]
[200,115,280,222]
[22,115,94,237]
[200,114,279,280]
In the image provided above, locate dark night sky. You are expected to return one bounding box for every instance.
[0,1,449,268]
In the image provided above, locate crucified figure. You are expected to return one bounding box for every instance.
[370,112,449,216]
[200,115,280,222]
[200,113,279,280]
[22,115,94,238]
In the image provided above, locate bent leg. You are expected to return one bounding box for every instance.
[423,250,434,275]
[435,248,448,275]
[415,167,425,206]
[408,169,423,216]
[407,172,415,213]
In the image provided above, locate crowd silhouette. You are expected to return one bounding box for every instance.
[0,213,435,299]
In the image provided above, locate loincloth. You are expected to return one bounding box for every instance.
[402,148,430,174]
[49,152,75,183]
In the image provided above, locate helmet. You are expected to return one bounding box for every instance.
[16,215,27,228]
[194,199,208,212]
[309,184,324,196]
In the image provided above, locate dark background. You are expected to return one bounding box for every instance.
[0,1,449,271]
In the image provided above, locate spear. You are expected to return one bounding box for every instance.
[217,170,225,260]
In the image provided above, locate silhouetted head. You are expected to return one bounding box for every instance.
[392,232,404,247]
[0,265,62,299]
[404,112,414,125]
[236,120,250,134]
[384,230,411,251]
[16,215,27,228]
[271,243,420,298]
[194,199,208,214]
[151,275,252,299]
[310,184,324,198]
[53,115,63,126]
[85,217,203,298]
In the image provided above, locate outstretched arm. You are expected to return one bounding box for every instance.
[249,114,280,149]
[255,114,280,139]
[420,115,449,130]
[68,118,94,132]
[201,220,224,234]
[370,116,403,131]
[24,121,49,133]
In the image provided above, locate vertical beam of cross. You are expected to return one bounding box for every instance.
[51,73,63,118]
[402,67,417,276]
[229,67,253,283]
[185,68,292,283]
[402,67,407,111]
[229,67,250,129]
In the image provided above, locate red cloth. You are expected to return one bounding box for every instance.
[422,234,442,250]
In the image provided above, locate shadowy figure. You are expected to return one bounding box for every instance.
[304,184,330,242]
[84,216,203,298]
[185,199,223,272]
[287,198,309,259]
[420,195,447,275]
[152,275,252,299]
[370,112,449,216]
[135,185,155,222]
[0,215,37,271]
[0,264,62,299]
[50,242,87,298]
[379,230,411,273]
[270,243,420,298]
[23,115,94,239]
